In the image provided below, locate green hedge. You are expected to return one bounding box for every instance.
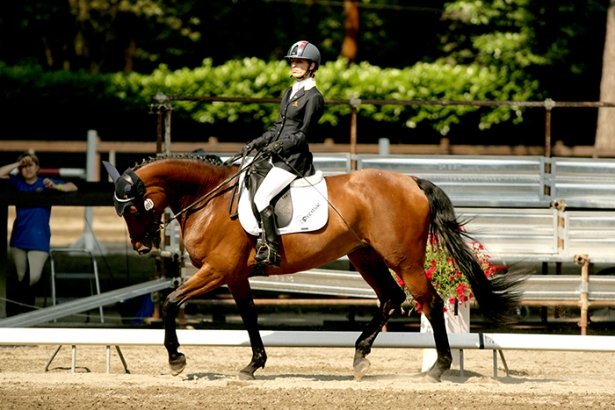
[2,58,538,139]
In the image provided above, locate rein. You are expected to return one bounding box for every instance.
[161,152,260,229]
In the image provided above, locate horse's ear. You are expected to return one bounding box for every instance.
[103,161,121,183]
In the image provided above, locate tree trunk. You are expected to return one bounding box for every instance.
[124,38,136,75]
[341,0,359,64]
[595,0,615,151]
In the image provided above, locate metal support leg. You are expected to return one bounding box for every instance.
[45,344,129,374]
[71,345,76,373]
[44,345,63,372]
[498,349,509,377]
[459,349,464,378]
[115,346,130,374]
[493,350,498,378]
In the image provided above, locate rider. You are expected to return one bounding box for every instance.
[243,40,325,268]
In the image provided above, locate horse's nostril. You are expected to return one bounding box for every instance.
[137,246,150,255]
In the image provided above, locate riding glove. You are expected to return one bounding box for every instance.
[262,141,284,156]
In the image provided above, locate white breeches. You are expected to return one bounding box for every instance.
[10,247,49,286]
[254,166,296,212]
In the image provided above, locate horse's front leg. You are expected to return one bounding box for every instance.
[227,278,267,380]
[162,289,187,376]
[162,264,226,376]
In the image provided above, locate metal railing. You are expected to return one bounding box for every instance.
[151,93,615,160]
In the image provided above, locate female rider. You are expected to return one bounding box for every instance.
[243,40,325,268]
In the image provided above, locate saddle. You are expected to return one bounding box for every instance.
[236,158,328,236]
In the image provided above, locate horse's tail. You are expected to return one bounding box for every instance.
[415,177,526,325]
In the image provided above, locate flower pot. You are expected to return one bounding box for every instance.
[420,299,470,372]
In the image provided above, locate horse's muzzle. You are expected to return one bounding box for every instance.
[136,245,153,255]
[133,237,159,256]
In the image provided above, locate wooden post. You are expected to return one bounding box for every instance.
[575,254,590,335]
[544,98,555,159]
[349,97,360,170]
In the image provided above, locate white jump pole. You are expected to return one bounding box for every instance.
[72,130,105,255]
[3,329,615,352]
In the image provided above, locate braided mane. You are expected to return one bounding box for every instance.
[132,152,223,171]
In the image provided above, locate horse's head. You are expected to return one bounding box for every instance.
[103,161,167,256]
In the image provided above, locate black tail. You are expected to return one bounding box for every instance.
[415,177,527,325]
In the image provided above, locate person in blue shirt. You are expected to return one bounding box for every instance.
[0,152,77,315]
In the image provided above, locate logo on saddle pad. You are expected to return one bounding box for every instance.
[238,170,329,236]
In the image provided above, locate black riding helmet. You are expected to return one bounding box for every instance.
[284,41,321,70]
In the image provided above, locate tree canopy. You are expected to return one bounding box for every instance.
[0,0,609,148]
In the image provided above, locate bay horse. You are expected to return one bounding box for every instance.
[103,153,523,383]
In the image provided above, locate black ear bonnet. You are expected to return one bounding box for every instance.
[103,161,146,216]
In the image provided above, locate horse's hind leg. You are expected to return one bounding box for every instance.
[227,279,267,380]
[401,269,452,382]
[347,248,407,380]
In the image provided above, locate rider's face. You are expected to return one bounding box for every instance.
[290,58,312,80]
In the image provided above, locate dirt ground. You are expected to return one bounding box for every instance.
[1,344,614,410]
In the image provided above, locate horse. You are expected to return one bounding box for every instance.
[103,153,524,383]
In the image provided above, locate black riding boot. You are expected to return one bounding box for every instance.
[254,205,281,268]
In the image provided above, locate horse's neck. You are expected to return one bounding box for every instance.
[153,162,231,214]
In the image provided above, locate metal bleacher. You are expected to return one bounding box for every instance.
[356,154,551,208]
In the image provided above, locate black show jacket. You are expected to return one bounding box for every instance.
[251,84,324,177]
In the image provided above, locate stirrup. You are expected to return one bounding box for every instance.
[254,243,280,268]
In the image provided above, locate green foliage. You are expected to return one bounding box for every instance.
[116,56,539,136]
[1,52,540,139]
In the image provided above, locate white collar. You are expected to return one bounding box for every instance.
[291,77,316,97]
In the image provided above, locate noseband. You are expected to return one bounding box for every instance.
[130,203,165,245]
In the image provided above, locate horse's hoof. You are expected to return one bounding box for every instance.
[237,371,255,381]
[353,358,371,380]
[424,374,441,383]
[424,369,442,383]
[169,353,186,376]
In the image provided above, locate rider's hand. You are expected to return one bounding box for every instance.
[262,141,283,156]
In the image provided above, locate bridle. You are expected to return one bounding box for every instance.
[127,154,256,243]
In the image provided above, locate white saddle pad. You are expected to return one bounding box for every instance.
[238,169,329,236]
